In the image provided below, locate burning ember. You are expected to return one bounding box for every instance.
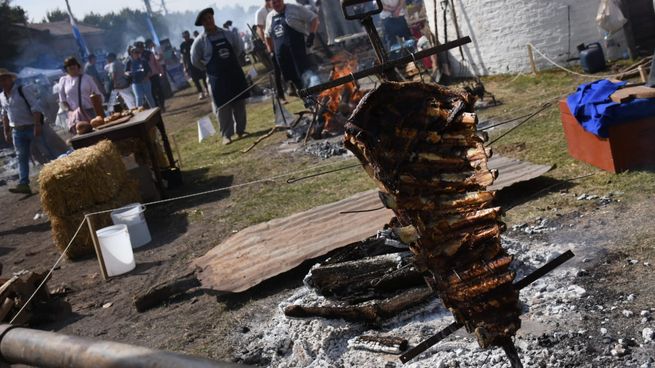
[318,53,367,135]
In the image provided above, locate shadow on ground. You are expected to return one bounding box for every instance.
[0,221,51,237]
[495,176,577,210]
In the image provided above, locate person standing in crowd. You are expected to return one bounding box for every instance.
[135,40,166,112]
[0,68,43,194]
[223,20,246,65]
[265,0,320,90]
[256,0,287,103]
[191,7,250,145]
[84,54,107,98]
[105,53,136,109]
[58,57,103,133]
[125,47,156,109]
[180,30,208,100]
[380,0,412,49]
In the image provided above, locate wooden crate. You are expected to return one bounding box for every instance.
[559,99,655,173]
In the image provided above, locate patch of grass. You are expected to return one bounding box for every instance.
[165,95,374,232]
[164,65,654,232]
[480,69,655,223]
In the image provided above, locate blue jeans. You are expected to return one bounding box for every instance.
[382,16,413,50]
[132,80,156,108]
[12,128,34,185]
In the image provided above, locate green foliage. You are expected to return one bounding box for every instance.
[0,0,26,23]
[42,8,68,23]
[0,0,27,68]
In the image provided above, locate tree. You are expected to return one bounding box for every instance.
[42,8,68,23]
[0,0,28,68]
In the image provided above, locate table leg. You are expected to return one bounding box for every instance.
[142,127,166,197]
[155,112,176,168]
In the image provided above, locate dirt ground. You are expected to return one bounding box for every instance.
[0,87,654,367]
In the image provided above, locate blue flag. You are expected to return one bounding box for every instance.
[67,11,89,59]
[145,16,161,47]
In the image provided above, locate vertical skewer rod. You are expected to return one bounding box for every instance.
[501,340,524,368]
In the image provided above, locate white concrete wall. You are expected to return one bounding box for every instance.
[423,0,603,75]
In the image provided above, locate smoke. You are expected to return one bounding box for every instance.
[6,4,261,72]
[159,4,260,49]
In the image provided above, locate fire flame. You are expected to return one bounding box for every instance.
[318,53,366,134]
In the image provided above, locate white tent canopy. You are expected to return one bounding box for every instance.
[18,67,64,80]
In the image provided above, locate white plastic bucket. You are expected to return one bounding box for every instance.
[111,203,151,248]
[96,224,136,277]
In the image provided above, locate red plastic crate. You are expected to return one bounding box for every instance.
[559,99,655,173]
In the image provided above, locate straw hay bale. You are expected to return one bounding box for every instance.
[49,180,141,260]
[39,140,128,218]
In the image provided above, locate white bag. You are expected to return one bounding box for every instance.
[197,116,216,142]
[596,0,627,34]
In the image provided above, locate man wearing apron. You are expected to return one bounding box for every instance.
[191,8,249,145]
[265,0,320,91]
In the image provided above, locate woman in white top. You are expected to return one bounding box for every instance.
[58,56,103,133]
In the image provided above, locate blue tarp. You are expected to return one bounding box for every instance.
[566,79,655,138]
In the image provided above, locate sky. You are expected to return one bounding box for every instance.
[16,0,263,22]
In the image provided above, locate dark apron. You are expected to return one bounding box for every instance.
[271,12,310,89]
[206,33,249,107]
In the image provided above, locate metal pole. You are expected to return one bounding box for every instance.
[0,325,246,368]
[399,250,574,364]
[361,17,387,64]
[299,36,471,97]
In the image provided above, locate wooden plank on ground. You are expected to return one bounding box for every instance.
[193,155,551,293]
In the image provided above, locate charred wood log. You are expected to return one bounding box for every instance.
[306,246,424,303]
[0,270,70,325]
[349,335,409,354]
[284,286,433,322]
[305,253,410,294]
[321,236,403,265]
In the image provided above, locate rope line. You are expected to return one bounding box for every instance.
[286,163,360,183]
[527,43,630,80]
[10,159,359,322]
[9,218,87,324]
[486,102,554,146]
[216,72,271,111]
[86,159,358,216]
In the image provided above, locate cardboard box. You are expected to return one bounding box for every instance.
[559,99,655,173]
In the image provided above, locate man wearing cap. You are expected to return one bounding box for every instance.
[191,8,249,145]
[0,69,43,194]
[264,0,319,90]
